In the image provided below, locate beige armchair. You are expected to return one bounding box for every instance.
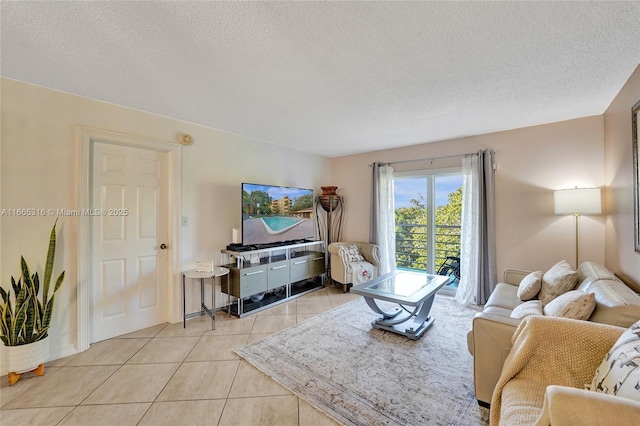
[328,242,380,292]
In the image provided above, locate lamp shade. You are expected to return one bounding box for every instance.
[554,188,602,215]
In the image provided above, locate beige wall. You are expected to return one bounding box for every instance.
[0,78,331,363]
[604,64,640,290]
[331,116,606,277]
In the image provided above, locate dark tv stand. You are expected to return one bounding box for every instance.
[221,240,326,317]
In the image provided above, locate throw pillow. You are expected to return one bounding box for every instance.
[510,300,543,320]
[344,244,365,262]
[517,271,542,301]
[543,290,596,320]
[590,320,640,402]
[539,260,578,306]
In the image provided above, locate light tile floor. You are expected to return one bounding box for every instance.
[0,285,360,426]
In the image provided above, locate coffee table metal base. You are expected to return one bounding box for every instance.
[364,294,437,340]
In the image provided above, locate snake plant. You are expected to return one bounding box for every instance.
[0,221,65,346]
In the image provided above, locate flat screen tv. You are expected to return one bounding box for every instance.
[242,183,316,246]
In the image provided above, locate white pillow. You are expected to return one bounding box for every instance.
[517,271,542,301]
[590,320,640,402]
[539,260,578,306]
[344,244,365,262]
[510,300,543,320]
[543,290,596,320]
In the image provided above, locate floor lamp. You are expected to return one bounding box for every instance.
[554,187,602,269]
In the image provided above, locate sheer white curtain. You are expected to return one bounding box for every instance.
[370,163,396,275]
[455,149,497,306]
[456,155,479,305]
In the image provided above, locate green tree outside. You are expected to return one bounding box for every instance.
[395,186,462,271]
[435,187,462,267]
[395,196,428,270]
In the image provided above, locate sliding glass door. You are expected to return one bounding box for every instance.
[394,169,462,288]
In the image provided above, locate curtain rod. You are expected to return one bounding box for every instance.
[370,149,501,167]
[370,152,475,167]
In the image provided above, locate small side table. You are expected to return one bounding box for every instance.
[182,267,230,329]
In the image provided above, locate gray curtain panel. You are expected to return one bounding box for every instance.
[370,162,381,245]
[476,148,497,304]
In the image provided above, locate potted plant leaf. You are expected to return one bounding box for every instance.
[0,220,65,385]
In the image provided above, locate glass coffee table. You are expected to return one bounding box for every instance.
[350,270,449,340]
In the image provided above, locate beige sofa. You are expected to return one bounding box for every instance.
[491,315,640,425]
[467,261,640,406]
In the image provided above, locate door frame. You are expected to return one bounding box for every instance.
[76,127,182,351]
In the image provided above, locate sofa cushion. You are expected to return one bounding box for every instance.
[483,305,516,318]
[577,261,617,291]
[510,300,543,320]
[485,283,521,310]
[586,279,640,327]
[539,260,578,306]
[591,320,640,403]
[543,290,596,320]
[517,271,542,301]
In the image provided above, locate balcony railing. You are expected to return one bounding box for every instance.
[395,223,461,273]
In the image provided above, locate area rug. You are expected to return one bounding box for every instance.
[235,295,490,426]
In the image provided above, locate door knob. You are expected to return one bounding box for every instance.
[160,243,167,250]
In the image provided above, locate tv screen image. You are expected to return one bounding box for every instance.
[242,183,316,246]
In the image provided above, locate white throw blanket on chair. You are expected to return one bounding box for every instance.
[351,261,376,285]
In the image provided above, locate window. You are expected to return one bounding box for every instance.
[394,169,462,284]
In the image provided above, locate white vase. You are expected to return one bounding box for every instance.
[4,337,49,374]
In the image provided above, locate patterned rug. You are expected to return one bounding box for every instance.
[235,295,490,426]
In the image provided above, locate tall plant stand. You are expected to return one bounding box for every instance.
[316,186,344,282]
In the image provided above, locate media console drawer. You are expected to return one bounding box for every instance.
[309,253,325,276]
[230,264,268,297]
[290,252,325,282]
[268,260,289,289]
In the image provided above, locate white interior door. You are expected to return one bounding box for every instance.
[90,142,169,342]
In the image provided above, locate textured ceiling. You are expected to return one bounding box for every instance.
[2,1,640,157]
